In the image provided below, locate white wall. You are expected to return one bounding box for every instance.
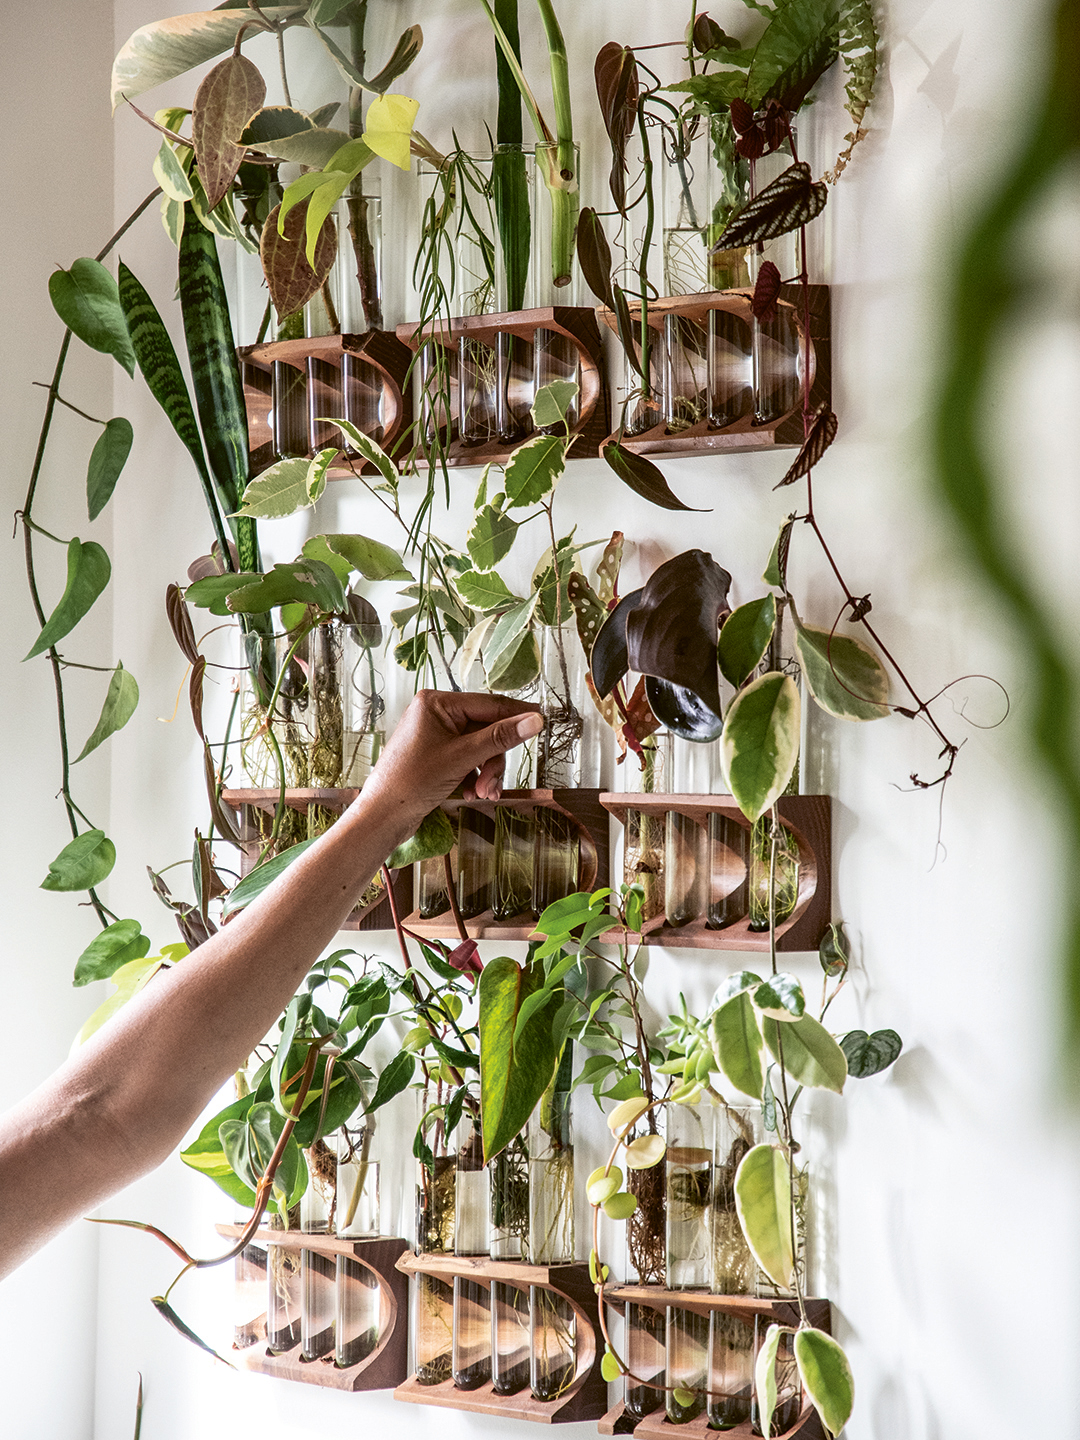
[6,1,1080,1437]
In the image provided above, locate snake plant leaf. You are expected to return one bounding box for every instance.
[74,663,139,762]
[718,595,777,688]
[479,956,559,1163]
[713,162,828,252]
[644,676,724,742]
[711,991,765,1098]
[764,515,796,589]
[840,1028,903,1078]
[720,671,801,821]
[791,605,890,720]
[49,259,136,376]
[754,1322,785,1439]
[25,539,111,659]
[226,558,345,615]
[87,417,134,520]
[192,53,266,209]
[386,806,456,870]
[735,1144,794,1290]
[753,972,806,1022]
[602,441,705,511]
[626,550,730,718]
[589,587,643,698]
[503,434,566,507]
[260,199,337,321]
[222,837,319,919]
[762,1014,848,1093]
[794,1328,855,1438]
[41,829,116,892]
[321,533,412,582]
[468,500,520,571]
[455,568,518,613]
[73,919,152,987]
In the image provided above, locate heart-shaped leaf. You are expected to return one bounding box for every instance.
[841,1028,902,1078]
[713,162,827,251]
[73,918,152,987]
[260,199,337,320]
[41,829,116,892]
[48,259,136,376]
[74,663,139,762]
[87,417,134,520]
[25,539,111,660]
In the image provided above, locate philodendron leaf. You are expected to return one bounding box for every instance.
[735,1144,794,1290]
[368,1050,416,1112]
[73,918,152,987]
[711,991,765,1099]
[87,417,134,520]
[503,434,566,506]
[720,671,801,822]
[321,532,412,581]
[762,1014,848,1093]
[25,539,111,660]
[602,441,705,512]
[386,807,455,870]
[794,1328,855,1438]
[754,1322,785,1440]
[192,52,266,209]
[41,829,116,892]
[841,1028,903,1078]
[718,594,777,687]
[531,380,579,429]
[74,663,139,762]
[764,515,796,589]
[479,956,559,1163]
[48,259,136,376]
[222,837,318,919]
[792,606,890,721]
[753,972,806,1022]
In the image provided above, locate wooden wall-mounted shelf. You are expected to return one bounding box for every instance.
[239,330,414,477]
[598,1288,830,1440]
[215,1226,409,1391]
[395,306,610,467]
[394,1252,608,1424]
[221,787,412,932]
[597,285,830,460]
[400,788,609,942]
[599,794,831,952]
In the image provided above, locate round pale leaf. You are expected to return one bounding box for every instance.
[625,1134,666,1169]
[601,1348,622,1382]
[602,1191,638,1220]
[762,1014,848,1093]
[607,1096,650,1134]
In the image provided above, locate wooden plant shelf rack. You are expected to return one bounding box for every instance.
[221,787,412,932]
[598,1288,830,1440]
[395,306,610,466]
[239,330,414,477]
[215,1226,409,1391]
[599,794,830,952]
[400,788,609,942]
[597,285,830,460]
[394,1252,607,1424]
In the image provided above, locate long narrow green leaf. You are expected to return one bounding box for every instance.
[479,956,558,1162]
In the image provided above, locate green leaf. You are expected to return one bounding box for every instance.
[792,607,890,720]
[152,139,195,202]
[308,0,355,22]
[711,992,765,1099]
[712,969,763,1006]
[602,441,705,512]
[73,955,165,1046]
[234,454,331,519]
[718,594,777,688]
[150,1296,235,1368]
[300,534,352,586]
[184,571,260,615]
[753,972,806,1022]
[74,663,139,762]
[73,918,152,987]
[483,594,538,678]
[321,532,412,582]
[763,515,795,588]
[270,997,303,1116]
[531,380,578,429]
[745,0,840,111]
[840,1028,902,1078]
[794,1328,855,1438]
[734,1144,794,1290]
[369,1050,416,1112]
[479,956,559,1162]
[226,559,345,615]
[86,417,134,521]
[467,501,519,571]
[819,920,850,976]
[486,630,540,691]
[754,1322,784,1440]
[600,1348,622,1382]
[762,1014,848,1093]
[720,672,801,822]
[40,829,115,892]
[179,1093,258,1208]
[24,539,111,660]
[222,837,318,919]
[48,259,136,376]
[455,568,518,613]
[386,807,456,869]
[503,434,566,507]
[316,418,400,489]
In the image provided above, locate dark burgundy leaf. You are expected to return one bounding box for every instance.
[611,282,644,381]
[345,590,383,648]
[693,14,735,53]
[203,745,243,845]
[261,199,337,321]
[774,404,838,488]
[712,162,828,252]
[644,676,724,743]
[577,207,614,308]
[730,98,756,135]
[447,938,483,975]
[590,587,643,699]
[166,582,200,665]
[602,440,707,512]
[762,101,791,154]
[625,550,731,722]
[751,260,782,324]
[735,127,765,160]
[594,42,638,212]
[189,655,206,740]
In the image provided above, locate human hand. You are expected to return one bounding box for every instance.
[359,691,545,834]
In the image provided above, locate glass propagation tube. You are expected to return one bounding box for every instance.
[271,360,309,459]
[528,1076,575,1402]
[531,806,579,917]
[417,851,453,919]
[493,806,535,920]
[336,189,383,333]
[664,812,708,927]
[707,306,753,429]
[747,817,801,932]
[707,813,750,929]
[233,1241,267,1350]
[751,1319,803,1436]
[531,142,582,433]
[453,1121,492,1390]
[300,1145,337,1361]
[457,807,496,919]
[621,731,671,925]
[665,1102,712,1423]
[458,337,499,445]
[266,1216,302,1353]
[707,1106,758,1429]
[624,1302,666,1421]
[414,1088,456,1385]
[306,355,342,452]
[490,1131,531,1395]
[663,314,709,431]
[335,1118,382,1368]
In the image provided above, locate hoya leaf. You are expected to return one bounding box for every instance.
[792,609,890,721]
[718,594,777,688]
[74,663,139,761]
[754,1323,784,1439]
[25,539,111,660]
[794,1328,855,1438]
[73,918,152,987]
[753,972,806,1022]
[734,1144,794,1290]
[720,671,801,822]
[840,1028,902,1078]
[87,417,134,521]
[764,515,796,589]
[48,259,136,376]
[41,829,116,892]
[386,807,456,870]
[260,199,337,321]
[711,991,765,1098]
[762,1013,848,1093]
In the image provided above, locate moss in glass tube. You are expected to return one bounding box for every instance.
[747,817,800,932]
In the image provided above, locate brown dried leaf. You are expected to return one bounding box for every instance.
[260,199,337,321]
[751,260,782,324]
[713,162,828,252]
[166,582,200,665]
[775,404,839,488]
[192,52,266,210]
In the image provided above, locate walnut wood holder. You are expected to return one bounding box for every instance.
[400,788,609,942]
[215,1226,409,1391]
[598,1288,830,1440]
[597,285,830,459]
[394,1252,607,1424]
[395,306,610,466]
[220,787,412,932]
[238,330,413,477]
[599,794,830,952]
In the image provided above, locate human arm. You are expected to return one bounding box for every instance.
[0,691,543,1278]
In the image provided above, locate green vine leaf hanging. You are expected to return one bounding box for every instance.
[24,539,112,660]
[48,259,136,376]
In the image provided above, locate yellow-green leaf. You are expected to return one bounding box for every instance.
[711,991,765,1098]
[791,603,889,721]
[762,1013,848,1094]
[362,93,420,170]
[734,1144,794,1290]
[754,1322,785,1439]
[794,1328,855,1437]
[72,955,165,1047]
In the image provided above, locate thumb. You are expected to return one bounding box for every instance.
[472,709,545,760]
